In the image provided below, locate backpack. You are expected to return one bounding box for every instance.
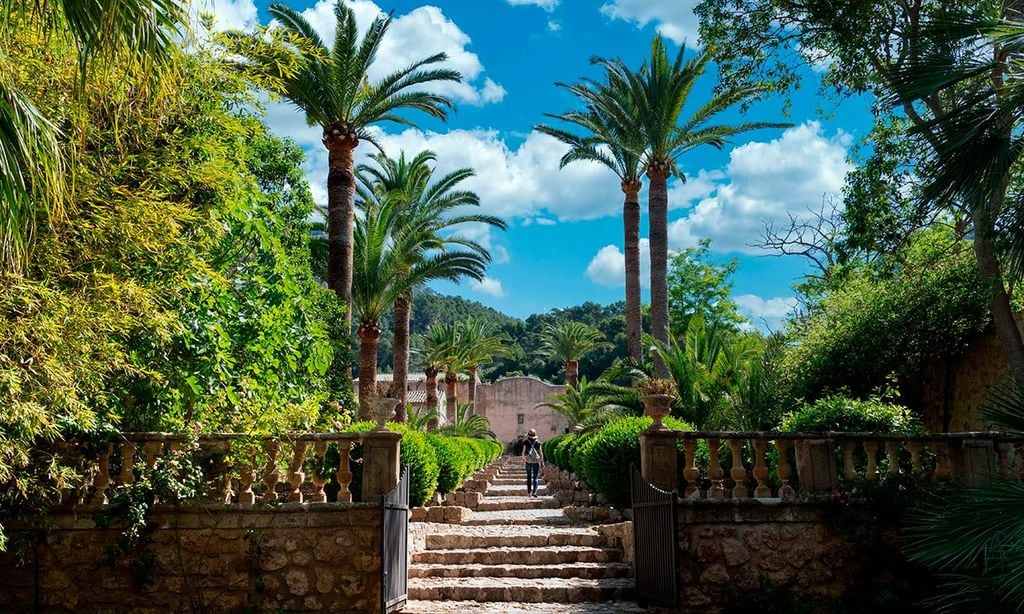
[525,439,541,463]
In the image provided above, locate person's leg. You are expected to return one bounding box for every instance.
[525,462,532,495]
[527,463,539,495]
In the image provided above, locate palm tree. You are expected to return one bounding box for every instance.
[352,197,486,418]
[536,377,631,433]
[0,0,184,272]
[884,12,1024,386]
[417,322,465,427]
[440,403,497,440]
[539,321,611,388]
[536,66,646,364]
[597,37,787,377]
[358,150,506,418]
[457,317,513,413]
[225,1,461,333]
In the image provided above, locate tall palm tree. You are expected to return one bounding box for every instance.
[537,66,646,364]
[539,321,611,388]
[358,150,506,418]
[0,0,184,272]
[598,37,786,377]
[457,317,513,413]
[352,197,486,418]
[226,1,461,333]
[416,322,466,426]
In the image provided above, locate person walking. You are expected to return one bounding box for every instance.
[521,428,544,497]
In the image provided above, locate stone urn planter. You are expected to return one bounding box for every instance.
[370,397,400,431]
[641,394,674,430]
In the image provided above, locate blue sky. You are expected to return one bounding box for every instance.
[203,0,874,328]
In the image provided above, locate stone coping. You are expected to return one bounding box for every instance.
[676,498,870,523]
[9,502,382,530]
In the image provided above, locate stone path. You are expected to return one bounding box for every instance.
[403,457,643,613]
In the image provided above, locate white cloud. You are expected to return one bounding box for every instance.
[668,122,852,254]
[507,0,559,9]
[469,276,506,297]
[366,127,623,221]
[535,217,557,226]
[299,1,505,106]
[601,0,700,47]
[547,20,562,32]
[585,239,651,288]
[189,0,258,31]
[668,169,724,211]
[735,294,798,331]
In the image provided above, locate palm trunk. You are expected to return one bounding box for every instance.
[468,365,478,415]
[445,372,458,425]
[392,292,412,423]
[647,165,671,378]
[623,180,643,364]
[566,360,579,389]
[357,321,381,421]
[973,205,1024,386]
[425,365,439,431]
[324,130,358,379]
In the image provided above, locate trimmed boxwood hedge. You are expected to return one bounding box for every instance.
[569,416,695,505]
[349,422,439,507]
[543,434,568,469]
[780,395,920,434]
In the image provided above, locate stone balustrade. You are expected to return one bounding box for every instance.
[51,430,403,506]
[639,429,1024,498]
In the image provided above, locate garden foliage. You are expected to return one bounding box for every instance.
[781,396,920,434]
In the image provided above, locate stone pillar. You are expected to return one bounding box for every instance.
[640,429,678,493]
[794,438,837,495]
[362,430,402,501]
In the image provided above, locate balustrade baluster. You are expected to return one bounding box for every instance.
[907,442,923,472]
[707,438,725,499]
[262,440,280,503]
[863,441,879,481]
[682,438,700,499]
[286,441,309,503]
[842,440,857,481]
[118,442,136,487]
[933,441,952,481]
[752,439,770,498]
[774,440,795,500]
[728,439,749,498]
[239,463,256,505]
[218,440,234,505]
[884,441,900,475]
[143,441,162,475]
[309,441,329,503]
[91,443,113,505]
[997,442,1017,479]
[336,441,354,503]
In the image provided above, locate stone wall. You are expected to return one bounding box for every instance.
[475,376,569,444]
[1,503,383,613]
[676,501,908,612]
[913,313,1024,432]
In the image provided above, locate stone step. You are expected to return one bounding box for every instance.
[407,577,635,603]
[403,600,646,613]
[485,485,549,496]
[476,497,561,512]
[424,526,611,549]
[491,478,532,485]
[463,509,570,526]
[412,546,622,566]
[409,562,632,579]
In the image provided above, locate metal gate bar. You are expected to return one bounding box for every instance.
[631,466,679,609]
[381,465,409,613]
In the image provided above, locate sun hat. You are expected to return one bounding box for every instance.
[527,429,537,437]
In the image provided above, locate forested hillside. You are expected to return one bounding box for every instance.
[374,290,637,384]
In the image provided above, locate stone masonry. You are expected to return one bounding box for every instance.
[0,504,382,613]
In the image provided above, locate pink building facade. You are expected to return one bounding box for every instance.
[475,376,570,446]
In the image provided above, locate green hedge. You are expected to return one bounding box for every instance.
[780,396,920,434]
[427,435,469,493]
[574,416,694,504]
[543,434,568,468]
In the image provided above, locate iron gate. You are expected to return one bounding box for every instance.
[381,465,409,613]
[631,466,679,609]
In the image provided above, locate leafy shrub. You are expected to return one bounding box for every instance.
[780,396,919,434]
[575,416,693,504]
[544,434,568,467]
[553,435,576,470]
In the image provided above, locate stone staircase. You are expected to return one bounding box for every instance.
[403,457,642,613]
